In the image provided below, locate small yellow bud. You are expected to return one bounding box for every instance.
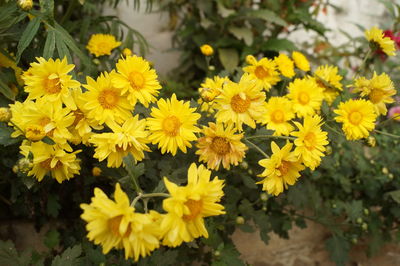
[93,59,101,65]
[25,125,45,141]
[236,216,245,225]
[361,223,368,231]
[382,167,389,175]
[92,166,102,177]
[356,217,363,224]
[208,65,215,71]
[262,206,267,211]
[200,44,214,56]
[18,158,32,173]
[0,107,12,122]
[367,136,376,147]
[388,173,394,179]
[325,145,332,155]
[12,165,19,173]
[214,250,221,257]
[240,161,248,169]
[122,48,132,57]
[260,193,268,201]
[18,0,33,11]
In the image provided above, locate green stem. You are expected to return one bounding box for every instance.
[352,48,371,79]
[130,192,170,207]
[60,0,77,24]
[323,123,344,136]
[377,114,400,125]
[244,139,270,158]
[246,135,296,141]
[374,129,400,139]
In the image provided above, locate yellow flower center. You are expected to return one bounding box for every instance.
[108,215,131,237]
[271,110,284,123]
[369,89,384,104]
[129,71,145,90]
[348,111,363,125]
[298,92,310,105]
[278,160,291,176]
[254,66,269,79]
[211,137,230,155]
[183,199,203,221]
[44,77,62,94]
[98,89,119,109]
[40,158,63,170]
[25,124,45,141]
[304,132,316,150]
[162,115,181,136]
[231,94,251,113]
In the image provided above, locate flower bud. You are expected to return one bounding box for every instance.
[367,136,376,147]
[25,125,45,141]
[240,161,249,169]
[92,166,102,177]
[0,107,12,122]
[18,0,33,11]
[260,193,268,201]
[236,216,245,225]
[122,48,132,57]
[382,167,389,175]
[18,158,32,173]
[200,44,214,56]
[325,145,332,155]
[361,223,368,231]
[356,217,363,224]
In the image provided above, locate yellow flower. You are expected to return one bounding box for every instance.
[314,65,343,105]
[274,53,295,78]
[25,124,46,141]
[287,77,324,118]
[257,141,305,196]
[334,99,377,140]
[122,48,132,57]
[0,107,11,122]
[243,55,281,91]
[81,183,161,261]
[92,166,102,176]
[365,27,396,56]
[215,74,266,131]
[9,99,74,144]
[20,141,81,183]
[353,72,396,116]
[18,0,33,10]
[291,115,329,170]
[200,44,214,56]
[292,51,310,72]
[161,163,225,247]
[86,34,121,57]
[68,88,103,145]
[112,55,162,107]
[259,97,295,136]
[196,122,248,170]
[90,116,150,168]
[83,71,133,126]
[147,94,200,156]
[22,57,80,110]
[198,76,229,114]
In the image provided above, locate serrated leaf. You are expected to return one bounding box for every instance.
[248,9,287,27]
[345,200,363,222]
[325,235,350,266]
[219,243,245,266]
[228,27,253,46]
[218,48,239,73]
[16,16,41,62]
[43,30,56,59]
[262,39,296,52]
[241,175,257,189]
[0,240,30,266]
[51,245,82,266]
[385,190,400,203]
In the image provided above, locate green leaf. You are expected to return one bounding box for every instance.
[262,39,296,52]
[47,194,60,218]
[248,9,287,27]
[0,240,30,266]
[228,27,253,46]
[325,235,350,266]
[345,200,363,222]
[44,229,60,249]
[0,123,20,146]
[43,30,56,59]
[0,76,14,101]
[51,245,82,266]
[385,190,400,203]
[16,16,41,63]
[241,175,257,189]
[40,0,55,20]
[218,48,239,73]
[55,36,72,65]
[42,136,56,145]
[218,243,245,266]
[21,175,36,189]
[217,1,235,18]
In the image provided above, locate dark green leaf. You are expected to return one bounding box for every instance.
[47,194,60,218]
[0,240,30,266]
[0,77,14,101]
[44,229,60,249]
[385,190,400,203]
[42,136,56,145]
[228,27,253,46]
[55,36,72,64]
[218,48,239,73]
[0,123,20,146]
[43,30,56,59]
[262,39,297,52]
[325,235,350,266]
[16,16,41,62]
[248,9,287,27]
[51,245,82,266]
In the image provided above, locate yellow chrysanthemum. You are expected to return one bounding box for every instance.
[112,55,162,107]
[147,94,200,156]
[90,116,150,168]
[287,77,324,118]
[334,99,377,140]
[86,34,121,57]
[81,183,161,261]
[200,44,214,56]
[196,122,247,170]
[9,99,74,144]
[243,55,281,91]
[365,27,396,56]
[20,141,80,183]
[161,163,225,247]
[215,74,267,131]
[122,48,132,57]
[353,72,396,116]
[291,115,329,170]
[83,71,133,126]
[198,76,229,114]
[292,51,310,72]
[259,97,295,136]
[257,141,305,196]
[22,57,80,110]
[274,53,295,78]
[314,65,343,105]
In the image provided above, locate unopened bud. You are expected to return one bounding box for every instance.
[0,107,12,122]
[92,166,102,176]
[18,0,33,10]
[382,167,389,175]
[260,193,268,201]
[18,158,32,173]
[25,125,45,141]
[367,136,376,147]
[236,216,245,225]
[240,161,249,169]
[122,48,132,57]
[325,145,332,155]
